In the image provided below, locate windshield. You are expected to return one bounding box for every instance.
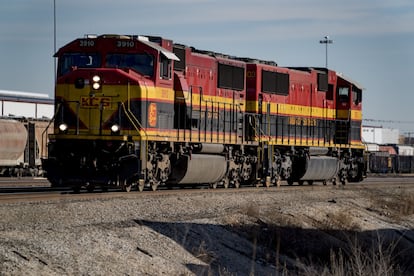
[338,86,349,102]
[58,53,101,76]
[105,53,154,77]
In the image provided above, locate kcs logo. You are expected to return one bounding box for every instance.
[81,97,111,108]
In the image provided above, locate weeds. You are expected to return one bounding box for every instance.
[368,191,414,220]
[302,234,403,276]
[192,240,216,264]
[322,210,361,231]
[210,190,414,275]
[227,199,412,275]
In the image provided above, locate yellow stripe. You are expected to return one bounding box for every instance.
[337,110,362,120]
[58,84,364,120]
[55,83,363,149]
[182,91,245,112]
[56,83,176,103]
[246,100,362,120]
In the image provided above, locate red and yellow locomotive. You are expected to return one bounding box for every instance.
[42,34,364,191]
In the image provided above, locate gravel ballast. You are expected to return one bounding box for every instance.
[1,185,414,275]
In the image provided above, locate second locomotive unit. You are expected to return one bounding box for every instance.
[42,34,365,191]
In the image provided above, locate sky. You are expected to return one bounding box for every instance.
[1,0,414,131]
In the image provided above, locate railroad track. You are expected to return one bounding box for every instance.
[1,176,414,204]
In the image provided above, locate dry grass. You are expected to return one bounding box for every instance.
[386,193,414,216]
[301,234,403,276]
[229,200,411,275]
[192,240,216,264]
[322,210,361,231]
[368,191,414,220]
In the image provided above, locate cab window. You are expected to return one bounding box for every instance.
[352,86,362,104]
[338,87,349,102]
[58,53,101,76]
[159,55,172,79]
[106,53,154,77]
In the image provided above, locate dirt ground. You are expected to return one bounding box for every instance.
[1,182,414,275]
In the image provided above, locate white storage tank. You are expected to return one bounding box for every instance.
[395,145,414,156]
[362,126,399,145]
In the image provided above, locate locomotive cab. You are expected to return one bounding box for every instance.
[335,73,363,146]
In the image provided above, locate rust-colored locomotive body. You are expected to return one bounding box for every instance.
[42,34,364,191]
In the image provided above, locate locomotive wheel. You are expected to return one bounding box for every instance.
[307,181,314,186]
[121,180,132,192]
[298,180,304,186]
[86,183,95,193]
[287,179,294,186]
[150,181,159,191]
[265,176,271,188]
[138,179,145,192]
[101,184,108,192]
[124,184,132,193]
[223,179,229,189]
[73,184,81,194]
[273,176,281,188]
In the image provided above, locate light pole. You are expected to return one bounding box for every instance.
[319,35,333,68]
[53,0,56,82]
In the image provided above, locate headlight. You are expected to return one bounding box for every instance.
[59,123,68,132]
[92,82,101,90]
[111,124,120,133]
[92,75,101,90]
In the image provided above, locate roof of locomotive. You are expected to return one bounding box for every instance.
[173,43,278,67]
[54,34,179,61]
[290,67,364,90]
[336,72,364,90]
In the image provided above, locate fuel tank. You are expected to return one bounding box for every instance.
[192,143,225,154]
[172,154,227,184]
[300,156,339,181]
[0,119,28,166]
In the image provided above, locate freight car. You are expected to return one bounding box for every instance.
[0,117,51,176]
[366,144,414,174]
[0,90,54,177]
[42,34,365,192]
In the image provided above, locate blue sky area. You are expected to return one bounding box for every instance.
[1,0,413,131]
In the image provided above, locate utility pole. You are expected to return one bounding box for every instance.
[53,0,57,82]
[319,35,333,68]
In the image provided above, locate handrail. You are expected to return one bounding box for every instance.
[40,102,62,159]
[120,102,146,137]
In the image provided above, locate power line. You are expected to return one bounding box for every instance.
[363,118,414,124]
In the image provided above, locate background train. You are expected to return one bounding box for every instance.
[0,90,53,177]
[41,34,366,192]
[366,143,414,174]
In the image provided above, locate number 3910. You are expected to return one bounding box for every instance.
[117,41,135,48]
[79,40,94,47]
